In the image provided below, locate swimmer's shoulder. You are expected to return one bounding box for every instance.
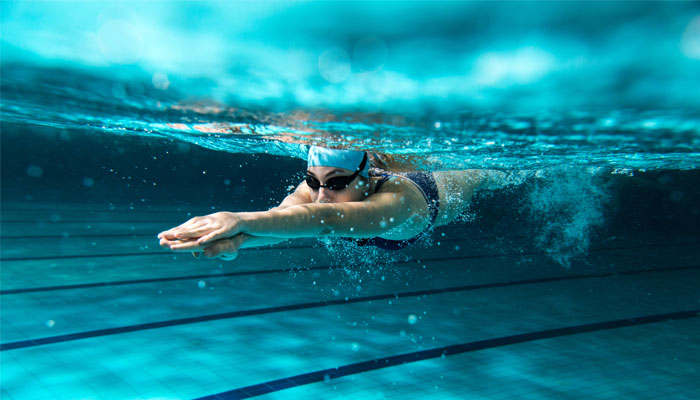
[370,170,426,200]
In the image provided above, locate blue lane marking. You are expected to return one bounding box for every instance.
[1,265,697,351]
[2,239,698,292]
[0,264,333,295]
[194,310,700,400]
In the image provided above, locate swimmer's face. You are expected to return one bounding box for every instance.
[306,166,368,203]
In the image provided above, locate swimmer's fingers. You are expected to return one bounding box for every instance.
[159,212,240,241]
[159,237,197,249]
[196,228,233,246]
[171,225,218,239]
[166,239,206,252]
[202,236,243,260]
[158,218,208,239]
[159,237,180,248]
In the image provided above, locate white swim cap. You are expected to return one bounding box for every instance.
[307,146,369,178]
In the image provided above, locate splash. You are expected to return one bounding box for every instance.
[317,237,411,285]
[527,167,610,267]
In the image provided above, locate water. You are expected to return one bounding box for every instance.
[1,2,699,399]
[2,1,699,170]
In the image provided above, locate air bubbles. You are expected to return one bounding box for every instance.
[318,47,351,84]
[26,165,43,178]
[224,179,231,186]
[152,73,170,90]
[198,280,206,289]
[82,177,95,187]
[681,15,700,59]
[407,314,418,325]
[350,342,360,351]
[46,320,55,328]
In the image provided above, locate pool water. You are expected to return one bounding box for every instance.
[2,2,700,399]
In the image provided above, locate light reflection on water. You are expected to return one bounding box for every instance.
[1,1,699,170]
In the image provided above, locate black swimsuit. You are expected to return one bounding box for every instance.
[354,171,441,250]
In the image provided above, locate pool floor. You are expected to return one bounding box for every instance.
[1,201,699,399]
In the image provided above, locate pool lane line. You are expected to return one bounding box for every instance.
[1,233,164,239]
[0,245,313,262]
[1,237,697,263]
[1,265,698,351]
[2,237,698,294]
[193,309,700,400]
[0,264,343,295]
[0,219,182,224]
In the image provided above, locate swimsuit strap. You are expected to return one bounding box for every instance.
[374,172,440,228]
[352,172,440,250]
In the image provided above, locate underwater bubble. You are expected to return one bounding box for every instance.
[351,342,360,351]
[198,280,206,289]
[408,314,418,325]
[681,15,700,59]
[26,165,43,178]
[82,177,95,187]
[46,320,55,328]
[152,72,170,90]
[318,47,351,84]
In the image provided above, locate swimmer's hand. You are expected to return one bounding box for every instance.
[158,235,245,261]
[157,212,245,247]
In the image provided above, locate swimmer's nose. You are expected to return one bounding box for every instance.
[317,187,333,203]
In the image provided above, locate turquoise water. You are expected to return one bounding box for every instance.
[2,2,700,399]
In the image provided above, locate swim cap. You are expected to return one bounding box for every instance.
[307,146,369,178]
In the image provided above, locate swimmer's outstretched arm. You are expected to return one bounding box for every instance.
[159,182,312,258]
[159,189,426,253]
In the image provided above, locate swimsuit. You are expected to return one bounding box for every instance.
[354,171,441,250]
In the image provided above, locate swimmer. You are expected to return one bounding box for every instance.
[158,146,503,260]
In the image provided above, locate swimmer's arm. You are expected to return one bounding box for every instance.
[234,182,312,247]
[160,183,313,252]
[272,182,312,209]
[237,191,426,240]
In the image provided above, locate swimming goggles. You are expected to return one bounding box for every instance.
[306,153,368,191]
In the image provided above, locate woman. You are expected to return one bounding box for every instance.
[158,145,499,259]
